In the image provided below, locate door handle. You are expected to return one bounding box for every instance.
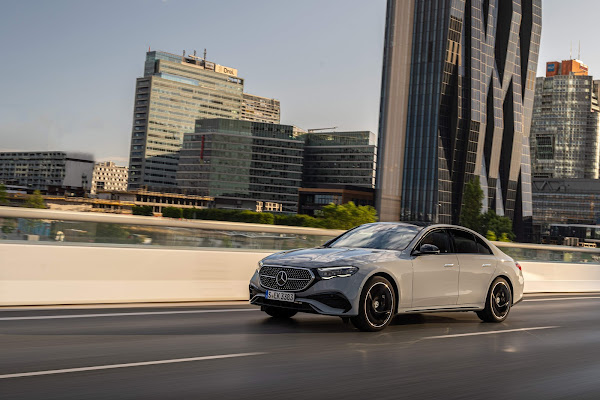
[482,264,492,267]
[444,263,455,268]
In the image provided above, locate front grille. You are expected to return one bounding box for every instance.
[259,265,314,292]
[307,293,352,312]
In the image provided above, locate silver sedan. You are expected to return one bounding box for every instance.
[249,222,524,331]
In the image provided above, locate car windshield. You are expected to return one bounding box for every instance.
[328,224,421,250]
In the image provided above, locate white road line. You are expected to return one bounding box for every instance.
[424,326,559,339]
[0,352,266,380]
[0,308,259,321]
[524,296,600,302]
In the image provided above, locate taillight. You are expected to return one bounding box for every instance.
[515,262,522,271]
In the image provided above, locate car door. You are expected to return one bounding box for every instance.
[449,229,497,305]
[411,229,459,308]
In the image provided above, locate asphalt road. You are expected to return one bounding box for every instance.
[1,294,600,400]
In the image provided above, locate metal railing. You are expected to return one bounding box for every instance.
[2,206,600,263]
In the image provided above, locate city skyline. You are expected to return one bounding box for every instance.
[1,0,599,164]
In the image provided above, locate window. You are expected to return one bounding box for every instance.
[420,229,452,253]
[450,229,478,253]
[475,236,493,255]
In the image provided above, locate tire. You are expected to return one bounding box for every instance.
[351,276,396,332]
[476,277,512,323]
[263,306,297,319]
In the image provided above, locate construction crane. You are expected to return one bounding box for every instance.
[307,127,338,133]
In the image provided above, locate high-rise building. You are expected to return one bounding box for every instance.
[301,131,376,188]
[128,50,245,191]
[177,119,304,213]
[0,151,94,193]
[376,0,541,241]
[241,93,280,124]
[530,59,600,179]
[91,162,129,194]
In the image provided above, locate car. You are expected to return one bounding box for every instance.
[249,222,524,331]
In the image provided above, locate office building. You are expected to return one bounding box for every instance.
[530,59,600,179]
[0,151,94,193]
[376,0,541,241]
[177,119,304,213]
[301,131,376,188]
[91,162,129,195]
[128,50,245,191]
[241,93,280,124]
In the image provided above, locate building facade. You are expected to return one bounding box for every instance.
[0,151,94,193]
[377,0,541,241]
[530,60,600,179]
[177,119,304,213]
[128,50,245,191]
[91,162,129,195]
[241,93,280,124]
[301,131,376,189]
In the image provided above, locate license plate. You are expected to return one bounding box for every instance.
[266,290,295,302]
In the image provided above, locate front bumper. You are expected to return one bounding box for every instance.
[249,270,364,316]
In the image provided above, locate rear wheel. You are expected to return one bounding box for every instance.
[476,277,512,322]
[263,306,297,319]
[351,276,396,332]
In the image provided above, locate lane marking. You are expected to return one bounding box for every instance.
[0,352,266,380]
[0,308,259,321]
[524,296,600,302]
[424,326,559,339]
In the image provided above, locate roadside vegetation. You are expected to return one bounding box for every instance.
[459,177,515,241]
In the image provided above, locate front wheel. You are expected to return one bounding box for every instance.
[263,306,297,319]
[476,277,512,322]
[351,276,396,332]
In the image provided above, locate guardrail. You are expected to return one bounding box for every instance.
[1,206,599,306]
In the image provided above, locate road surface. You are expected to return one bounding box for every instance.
[1,294,600,399]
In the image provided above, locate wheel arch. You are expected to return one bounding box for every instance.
[494,274,514,304]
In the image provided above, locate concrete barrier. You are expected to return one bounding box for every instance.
[2,242,600,306]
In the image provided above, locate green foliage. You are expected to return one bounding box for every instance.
[162,207,183,219]
[132,205,153,216]
[24,190,46,209]
[316,202,378,230]
[0,183,8,205]
[274,214,319,228]
[1,218,16,234]
[486,230,497,241]
[459,177,483,232]
[499,232,512,242]
[481,210,515,242]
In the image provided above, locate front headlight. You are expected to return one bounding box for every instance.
[317,266,358,280]
[256,260,263,274]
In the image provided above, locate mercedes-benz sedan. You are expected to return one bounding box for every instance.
[249,223,524,331]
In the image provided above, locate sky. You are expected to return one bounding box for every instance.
[0,0,598,165]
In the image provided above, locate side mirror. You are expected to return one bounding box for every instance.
[414,243,440,256]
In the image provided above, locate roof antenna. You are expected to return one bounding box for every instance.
[193,50,197,57]
[578,40,581,60]
[203,48,207,60]
[569,41,572,59]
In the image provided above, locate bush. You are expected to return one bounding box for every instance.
[274,214,319,227]
[162,207,183,219]
[132,205,153,216]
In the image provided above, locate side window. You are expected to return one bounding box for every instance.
[450,229,478,253]
[420,230,452,253]
[475,236,493,255]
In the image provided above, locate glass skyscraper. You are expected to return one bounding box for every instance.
[128,50,244,191]
[177,119,304,213]
[377,0,541,241]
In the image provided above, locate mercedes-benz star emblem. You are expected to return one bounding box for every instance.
[276,271,288,287]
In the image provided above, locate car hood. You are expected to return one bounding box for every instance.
[262,247,405,267]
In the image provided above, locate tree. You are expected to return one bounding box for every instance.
[481,210,515,242]
[459,177,483,232]
[0,183,8,205]
[24,190,46,209]
[316,202,378,230]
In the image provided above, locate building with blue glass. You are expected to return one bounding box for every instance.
[376,0,542,241]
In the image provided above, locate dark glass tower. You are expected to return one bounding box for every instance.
[376,0,541,241]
